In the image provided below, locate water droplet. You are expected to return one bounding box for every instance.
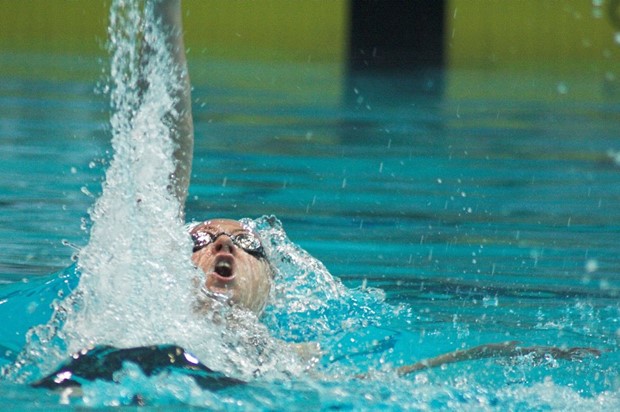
[80,186,94,198]
[483,295,498,307]
[585,259,599,273]
[557,82,569,94]
[27,301,38,314]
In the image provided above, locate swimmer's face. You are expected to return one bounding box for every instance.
[190,219,273,315]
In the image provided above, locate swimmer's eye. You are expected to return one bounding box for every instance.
[231,232,266,259]
[191,231,267,259]
[191,232,214,253]
[231,233,260,250]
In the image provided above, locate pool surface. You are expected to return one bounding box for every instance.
[1,10,620,410]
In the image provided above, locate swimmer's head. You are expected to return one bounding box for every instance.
[190,219,273,315]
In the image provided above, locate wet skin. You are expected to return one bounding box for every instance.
[190,219,273,315]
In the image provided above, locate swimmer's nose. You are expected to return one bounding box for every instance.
[212,235,235,254]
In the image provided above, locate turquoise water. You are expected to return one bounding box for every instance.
[1,27,620,412]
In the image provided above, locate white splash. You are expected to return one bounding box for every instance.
[59,0,196,352]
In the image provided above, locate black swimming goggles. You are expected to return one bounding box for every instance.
[191,230,267,259]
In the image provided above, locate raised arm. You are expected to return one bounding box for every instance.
[153,0,194,216]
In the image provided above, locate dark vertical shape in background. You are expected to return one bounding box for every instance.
[346,0,445,107]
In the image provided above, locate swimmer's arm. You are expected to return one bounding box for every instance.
[154,0,194,214]
[394,341,601,377]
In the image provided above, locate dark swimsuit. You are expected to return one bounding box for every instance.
[32,344,244,391]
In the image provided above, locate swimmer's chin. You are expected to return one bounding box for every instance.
[201,285,233,303]
[192,285,236,315]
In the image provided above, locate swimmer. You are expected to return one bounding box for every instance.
[147,1,274,316]
[157,0,600,373]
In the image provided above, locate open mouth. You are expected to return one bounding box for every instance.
[212,257,234,280]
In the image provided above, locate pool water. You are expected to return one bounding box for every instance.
[1,13,620,411]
